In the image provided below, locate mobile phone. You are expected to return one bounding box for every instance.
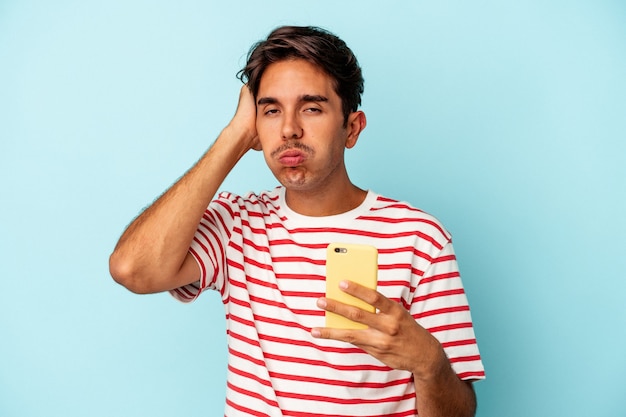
[325,243,378,329]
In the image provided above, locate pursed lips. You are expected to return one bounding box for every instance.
[278,149,306,166]
[272,143,315,167]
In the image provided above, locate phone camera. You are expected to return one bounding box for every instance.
[334,247,340,253]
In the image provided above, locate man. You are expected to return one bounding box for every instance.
[110,25,485,416]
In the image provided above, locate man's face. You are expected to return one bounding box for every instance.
[255,59,360,193]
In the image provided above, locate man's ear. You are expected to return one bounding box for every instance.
[345,111,367,149]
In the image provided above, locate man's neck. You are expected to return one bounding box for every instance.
[284,183,367,217]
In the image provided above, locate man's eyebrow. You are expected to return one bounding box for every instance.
[257,97,277,105]
[301,94,328,103]
[257,95,329,106]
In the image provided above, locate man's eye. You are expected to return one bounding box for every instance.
[305,107,321,113]
[265,109,279,115]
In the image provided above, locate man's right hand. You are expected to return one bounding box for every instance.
[225,85,261,152]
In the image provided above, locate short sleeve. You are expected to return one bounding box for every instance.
[169,193,237,303]
[412,242,486,380]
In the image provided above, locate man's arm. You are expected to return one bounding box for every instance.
[312,281,477,417]
[109,86,259,294]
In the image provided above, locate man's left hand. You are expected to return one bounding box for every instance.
[311,279,446,379]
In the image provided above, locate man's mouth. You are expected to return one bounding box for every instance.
[273,143,314,166]
[278,150,306,166]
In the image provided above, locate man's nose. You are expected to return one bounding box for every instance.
[281,113,303,140]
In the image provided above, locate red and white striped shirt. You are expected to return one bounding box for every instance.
[171,187,485,416]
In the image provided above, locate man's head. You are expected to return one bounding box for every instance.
[238,25,364,125]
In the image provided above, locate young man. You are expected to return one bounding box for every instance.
[110,26,485,417]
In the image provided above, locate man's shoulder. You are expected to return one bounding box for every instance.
[370,193,438,221]
[368,193,452,242]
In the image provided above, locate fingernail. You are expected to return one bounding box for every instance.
[317,298,327,308]
[339,280,349,289]
[311,329,321,338]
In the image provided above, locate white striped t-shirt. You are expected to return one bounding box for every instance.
[171,186,485,417]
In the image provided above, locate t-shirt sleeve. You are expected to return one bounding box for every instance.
[412,241,486,381]
[169,194,235,303]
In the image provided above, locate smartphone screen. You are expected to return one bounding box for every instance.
[325,243,378,329]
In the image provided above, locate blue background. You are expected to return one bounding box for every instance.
[1,1,625,416]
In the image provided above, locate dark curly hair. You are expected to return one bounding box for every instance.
[238,26,364,125]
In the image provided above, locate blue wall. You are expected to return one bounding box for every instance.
[1,1,625,416]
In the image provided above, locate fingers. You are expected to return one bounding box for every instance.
[310,324,369,344]
[228,85,260,150]
[311,299,373,345]
[240,86,261,151]
[317,295,375,328]
[335,280,393,313]
[312,281,392,336]
[235,84,256,120]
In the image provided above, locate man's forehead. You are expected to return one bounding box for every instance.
[257,59,335,92]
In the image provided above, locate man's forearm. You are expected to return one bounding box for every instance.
[413,347,476,417]
[109,127,252,294]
